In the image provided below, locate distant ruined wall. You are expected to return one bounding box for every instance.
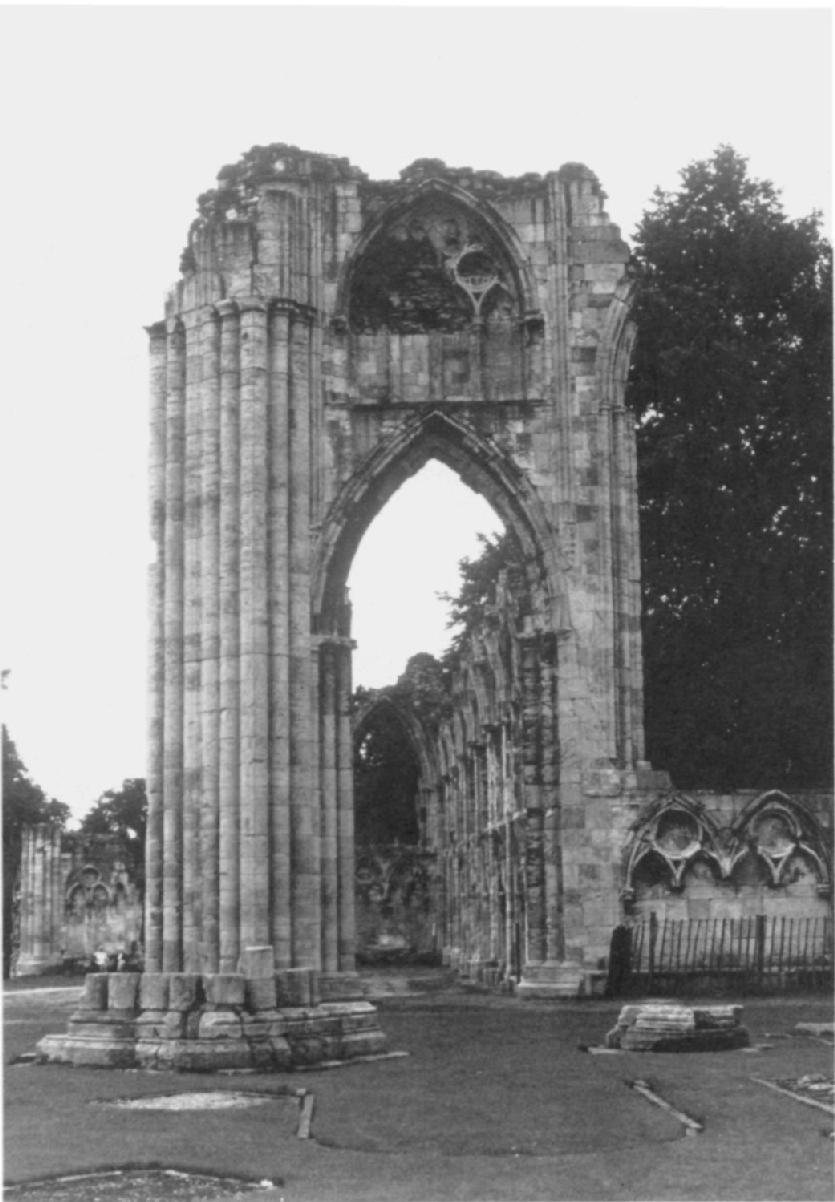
[354,845,438,962]
[391,575,833,988]
[15,827,143,976]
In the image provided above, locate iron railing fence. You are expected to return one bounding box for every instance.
[608,913,833,997]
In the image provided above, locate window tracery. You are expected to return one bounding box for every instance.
[622,791,831,901]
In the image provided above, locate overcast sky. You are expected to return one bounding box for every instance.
[0,4,830,821]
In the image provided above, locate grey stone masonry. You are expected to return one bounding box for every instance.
[605,1003,750,1052]
[36,966,384,1071]
[143,144,644,1002]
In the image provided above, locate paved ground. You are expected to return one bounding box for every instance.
[4,976,833,1201]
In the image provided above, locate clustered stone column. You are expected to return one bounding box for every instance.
[145,297,357,982]
[16,824,63,976]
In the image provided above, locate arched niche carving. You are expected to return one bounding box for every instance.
[728,791,831,894]
[622,795,726,899]
[624,790,832,906]
[65,866,112,916]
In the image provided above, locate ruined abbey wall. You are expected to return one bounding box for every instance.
[386,569,832,989]
[14,826,143,976]
[140,144,649,998]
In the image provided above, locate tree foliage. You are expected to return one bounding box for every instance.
[627,146,832,788]
[438,530,521,659]
[2,726,70,976]
[353,655,450,845]
[77,778,147,890]
[353,703,419,844]
[437,148,831,791]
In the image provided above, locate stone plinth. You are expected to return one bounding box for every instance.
[605,1003,750,1052]
[35,968,385,1071]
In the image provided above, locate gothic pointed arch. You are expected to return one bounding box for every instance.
[353,691,439,788]
[728,791,831,892]
[623,794,727,897]
[312,408,565,636]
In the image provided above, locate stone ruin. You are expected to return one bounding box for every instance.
[14,827,142,977]
[35,144,832,1069]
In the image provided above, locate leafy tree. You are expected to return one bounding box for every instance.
[2,726,70,977]
[438,531,521,659]
[77,778,147,890]
[627,146,832,789]
[438,149,831,790]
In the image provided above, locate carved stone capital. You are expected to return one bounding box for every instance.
[145,320,167,342]
[214,299,239,320]
[237,296,267,315]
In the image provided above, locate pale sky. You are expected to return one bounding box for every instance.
[0,4,830,821]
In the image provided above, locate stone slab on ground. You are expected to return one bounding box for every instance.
[606,1003,750,1051]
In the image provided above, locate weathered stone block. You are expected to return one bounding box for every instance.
[168,973,202,1011]
[79,973,108,1010]
[239,946,274,979]
[198,1010,243,1040]
[275,968,317,1007]
[67,1015,137,1040]
[204,974,245,1008]
[139,973,170,1011]
[245,976,277,1012]
[134,1012,168,1041]
[173,1041,253,1072]
[162,1011,188,1039]
[242,1015,286,1040]
[605,1003,750,1052]
[284,1036,325,1065]
[108,973,140,1011]
[340,1029,388,1058]
[318,972,365,1002]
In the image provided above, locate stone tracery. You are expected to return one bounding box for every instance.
[622,790,832,905]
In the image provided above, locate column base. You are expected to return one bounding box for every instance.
[35,968,387,1072]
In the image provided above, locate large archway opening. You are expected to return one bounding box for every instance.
[345,461,507,964]
[311,178,559,976]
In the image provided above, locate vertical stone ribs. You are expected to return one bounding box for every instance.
[162,317,185,973]
[238,299,270,955]
[217,299,241,972]
[149,293,329,974]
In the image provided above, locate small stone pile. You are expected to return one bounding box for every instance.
[605,1003,749,1052]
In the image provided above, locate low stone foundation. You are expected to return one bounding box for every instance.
[516,961,604,999]
[605,1003,750,1052]
[36,954,386,1071]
